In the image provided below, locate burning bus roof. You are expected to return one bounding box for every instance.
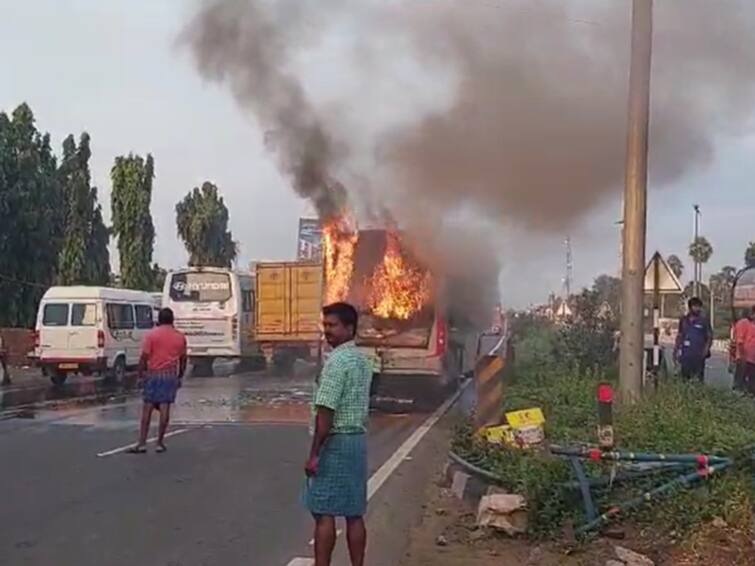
[323,224,435,323]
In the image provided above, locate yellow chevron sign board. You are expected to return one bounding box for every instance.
[474,354,507,430]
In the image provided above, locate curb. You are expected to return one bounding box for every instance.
[442,454,504,507]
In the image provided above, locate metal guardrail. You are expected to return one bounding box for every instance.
[449,444,749,537]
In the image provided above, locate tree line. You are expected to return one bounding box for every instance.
[566,237,755,337]
[0,103,237,327]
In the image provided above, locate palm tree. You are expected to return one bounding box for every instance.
[745,242,755,268]
[689,237,713,296]
[667,254,684,279]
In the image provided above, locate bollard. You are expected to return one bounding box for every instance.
[597,383,614,449]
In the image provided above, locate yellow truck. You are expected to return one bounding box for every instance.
[253,261,323,372]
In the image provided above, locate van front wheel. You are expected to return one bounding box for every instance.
[50,371,68,386]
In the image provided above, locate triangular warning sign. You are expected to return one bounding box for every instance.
[644,252,683,294]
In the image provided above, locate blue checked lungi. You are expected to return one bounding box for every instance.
[304,433,367,517]
[143,369,180,405]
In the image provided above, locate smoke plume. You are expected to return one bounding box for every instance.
[183,0,755,310]
[181,0,348,220]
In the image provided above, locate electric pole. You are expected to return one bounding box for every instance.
[564,236,573,299]
[693,204,701,296]
[619,0,653,403]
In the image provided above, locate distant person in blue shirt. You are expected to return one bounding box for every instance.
[674,297,713,382]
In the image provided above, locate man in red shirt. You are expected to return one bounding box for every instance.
[129,308,187,454]
[735,306,755,395]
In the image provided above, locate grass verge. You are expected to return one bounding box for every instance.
[453,321,755,540]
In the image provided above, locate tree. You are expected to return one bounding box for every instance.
[708,265,737,333]
[152,263,167,292]
[86,191,111,285]
[667,254,684,279]
[683,281,710,304]
[111,153,156,290]
[745,242,755,268]
[0,103,64,327]
[591,274,621,320]
[689,237,714,267]
[175,181,238,267]
[57,133,110,285]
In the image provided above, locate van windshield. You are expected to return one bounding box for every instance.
[43,304,69,326]
[169,272,232,303]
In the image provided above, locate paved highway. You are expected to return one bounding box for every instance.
[0,371,453,566]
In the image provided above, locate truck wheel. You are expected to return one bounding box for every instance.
[107,356,126,384]
[50,371,68,386]
[239,355,266,373]
[192,357,215,378]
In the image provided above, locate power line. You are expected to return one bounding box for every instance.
[0,272,50,289]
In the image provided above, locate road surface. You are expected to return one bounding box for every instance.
[0,369,454,566]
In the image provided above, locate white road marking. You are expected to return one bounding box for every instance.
[297,381,469,559]
[308,529,341,546]
[366,382,467,500]
[96,428,192,457]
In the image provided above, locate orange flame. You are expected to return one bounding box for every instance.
[368,231,433,320]
[323,215,433,320]
[323,217,357,304]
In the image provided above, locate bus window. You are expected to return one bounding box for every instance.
[242,290,253,313]
[169,272,232,303]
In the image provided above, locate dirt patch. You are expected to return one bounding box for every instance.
[400,469,755,565]
[399,474,578,566]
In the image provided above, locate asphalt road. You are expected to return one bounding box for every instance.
[0,371,446,566]
[0,353,737,566]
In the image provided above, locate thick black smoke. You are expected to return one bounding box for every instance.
[183,0,755,313]
[181,0,348,220]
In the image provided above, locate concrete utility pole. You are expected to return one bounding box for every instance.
[693,204,701,296]
[564,236,573,299]
[619,0,653,403]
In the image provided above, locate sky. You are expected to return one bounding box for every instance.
[1,0,753,308]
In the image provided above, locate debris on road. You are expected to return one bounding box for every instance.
[476,493,528,535]
[613,546,654,566]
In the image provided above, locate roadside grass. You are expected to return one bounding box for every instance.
[452,323,755,539]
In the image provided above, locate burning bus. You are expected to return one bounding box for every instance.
[323,220,463,409]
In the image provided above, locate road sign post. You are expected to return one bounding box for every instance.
[643,252,683,387]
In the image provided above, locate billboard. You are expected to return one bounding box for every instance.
[297,218,322,260]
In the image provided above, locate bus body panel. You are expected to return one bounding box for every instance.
[164,268,255,360]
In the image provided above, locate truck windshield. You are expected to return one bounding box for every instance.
[169,272,232,303]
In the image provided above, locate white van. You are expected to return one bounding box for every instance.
[163,267,257,376]
[35,286,158,385]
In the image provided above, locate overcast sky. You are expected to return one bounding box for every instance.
[2,1,753,308]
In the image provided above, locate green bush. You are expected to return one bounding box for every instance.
[453,322,755,539]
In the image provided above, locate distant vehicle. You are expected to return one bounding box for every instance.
[253,261,323,372]
[729,266,755,365]
[34,286,157,385]
[162,267,257,376]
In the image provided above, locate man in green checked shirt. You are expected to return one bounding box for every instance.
[304,302,373,566]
